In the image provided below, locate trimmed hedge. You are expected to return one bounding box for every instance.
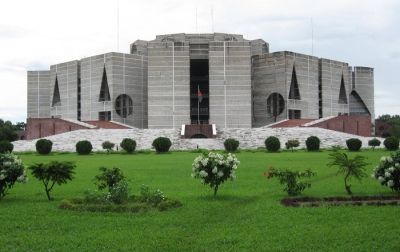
[368,138,381,150]
[76,140,93,155]
[35,139,53,154]
[346,138,362,151]
[305,136,320,151]
[152,137,172,153]
[120,138,136,153]
[265,137,280,152]
[0,140,13,153]
[224,138,239,152]
[383,136,399,151]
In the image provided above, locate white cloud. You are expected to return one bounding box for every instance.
[0,0,399,122]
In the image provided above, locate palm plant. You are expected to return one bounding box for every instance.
[328,152,368,195]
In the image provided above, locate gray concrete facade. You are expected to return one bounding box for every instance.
[27,32,374,130]
[27,71,51,118]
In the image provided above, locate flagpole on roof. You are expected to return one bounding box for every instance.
[198,85,200,125]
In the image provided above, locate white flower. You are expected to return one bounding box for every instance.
[199,170,208,178]
[378,176,385,182]
[200,179,205,184]
[388,167,395,172]
[17,175,26,183]
[0,174,5,180]
[217,171,224,178]
[232,165,237,170]
[387,180,394,187]
[395,163,400,168]
[386,157,393,163]
[230,173,236,179]
[2,161,11,167]
[212,167,218,174]
[201,158,209,166]
[384,171,391,178]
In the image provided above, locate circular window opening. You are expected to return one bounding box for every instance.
[267,93,285,118]
[115,94,133,118]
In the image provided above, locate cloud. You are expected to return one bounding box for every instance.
[0,0,399,123]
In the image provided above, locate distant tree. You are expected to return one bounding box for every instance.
[377,115,400,138]
[0,120,18,142]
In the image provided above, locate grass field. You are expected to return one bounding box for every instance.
[1,150,399,251]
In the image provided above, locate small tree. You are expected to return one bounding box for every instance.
[383,136,399,151]
[29,161,75,201]
[120,138,136,153]
[346,138,362,151]
[0,153,27,200]
[285,139,300,152]
[76,140,93,155]
[224,138,239,152]
[368,138,381,151]
[328,152,368,195]
[35,139,53,155]
[102,141,115,153]
[306,136,320,151]
[264,168,315,196]
[152,137,172,153]
[265,137,280,152]
[94,167,125,192]
[191,152,240,196]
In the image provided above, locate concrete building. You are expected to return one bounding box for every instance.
[26,33,374,139]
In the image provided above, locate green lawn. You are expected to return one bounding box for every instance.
[1,150,399,251]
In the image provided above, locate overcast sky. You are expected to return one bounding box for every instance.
[0,0,399,122]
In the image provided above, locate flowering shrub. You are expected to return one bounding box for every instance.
[264,167,315,196]
[372,152,400,192]
[285,139,300,152]
[191,152,240,196]
[105,180,130,204]
[140,184,165,205]
[0,153,27,199]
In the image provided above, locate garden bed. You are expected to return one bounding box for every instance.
[59,196,182,213]
[281,195,400,207]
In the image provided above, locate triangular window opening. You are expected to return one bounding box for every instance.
[289,66,301,100]
[52,76,61,107]
[99,66,111,102]
[338,75,348,104]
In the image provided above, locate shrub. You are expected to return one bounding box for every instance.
[372,152,400,192]
[94,167,125,192]
[35,139,53,154]
[0,153,27,199]
[120,138,136,153]
[346,138,362,151]
[29,161,75,200]
[105,180,130,204]
[140,185,165,205]
[191,152,240,196]
[306,136,320,151]
[76,140,93,155]
[265,136,280,152]
[102,141,115,153]
[285,139,300,152]
[264,168,315,196]
[224,138,239,152]
[383,136,399,151]
[152,137,172,153]
[368,138,381,150]
[0,140,13,153]
[328,152,368,195]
